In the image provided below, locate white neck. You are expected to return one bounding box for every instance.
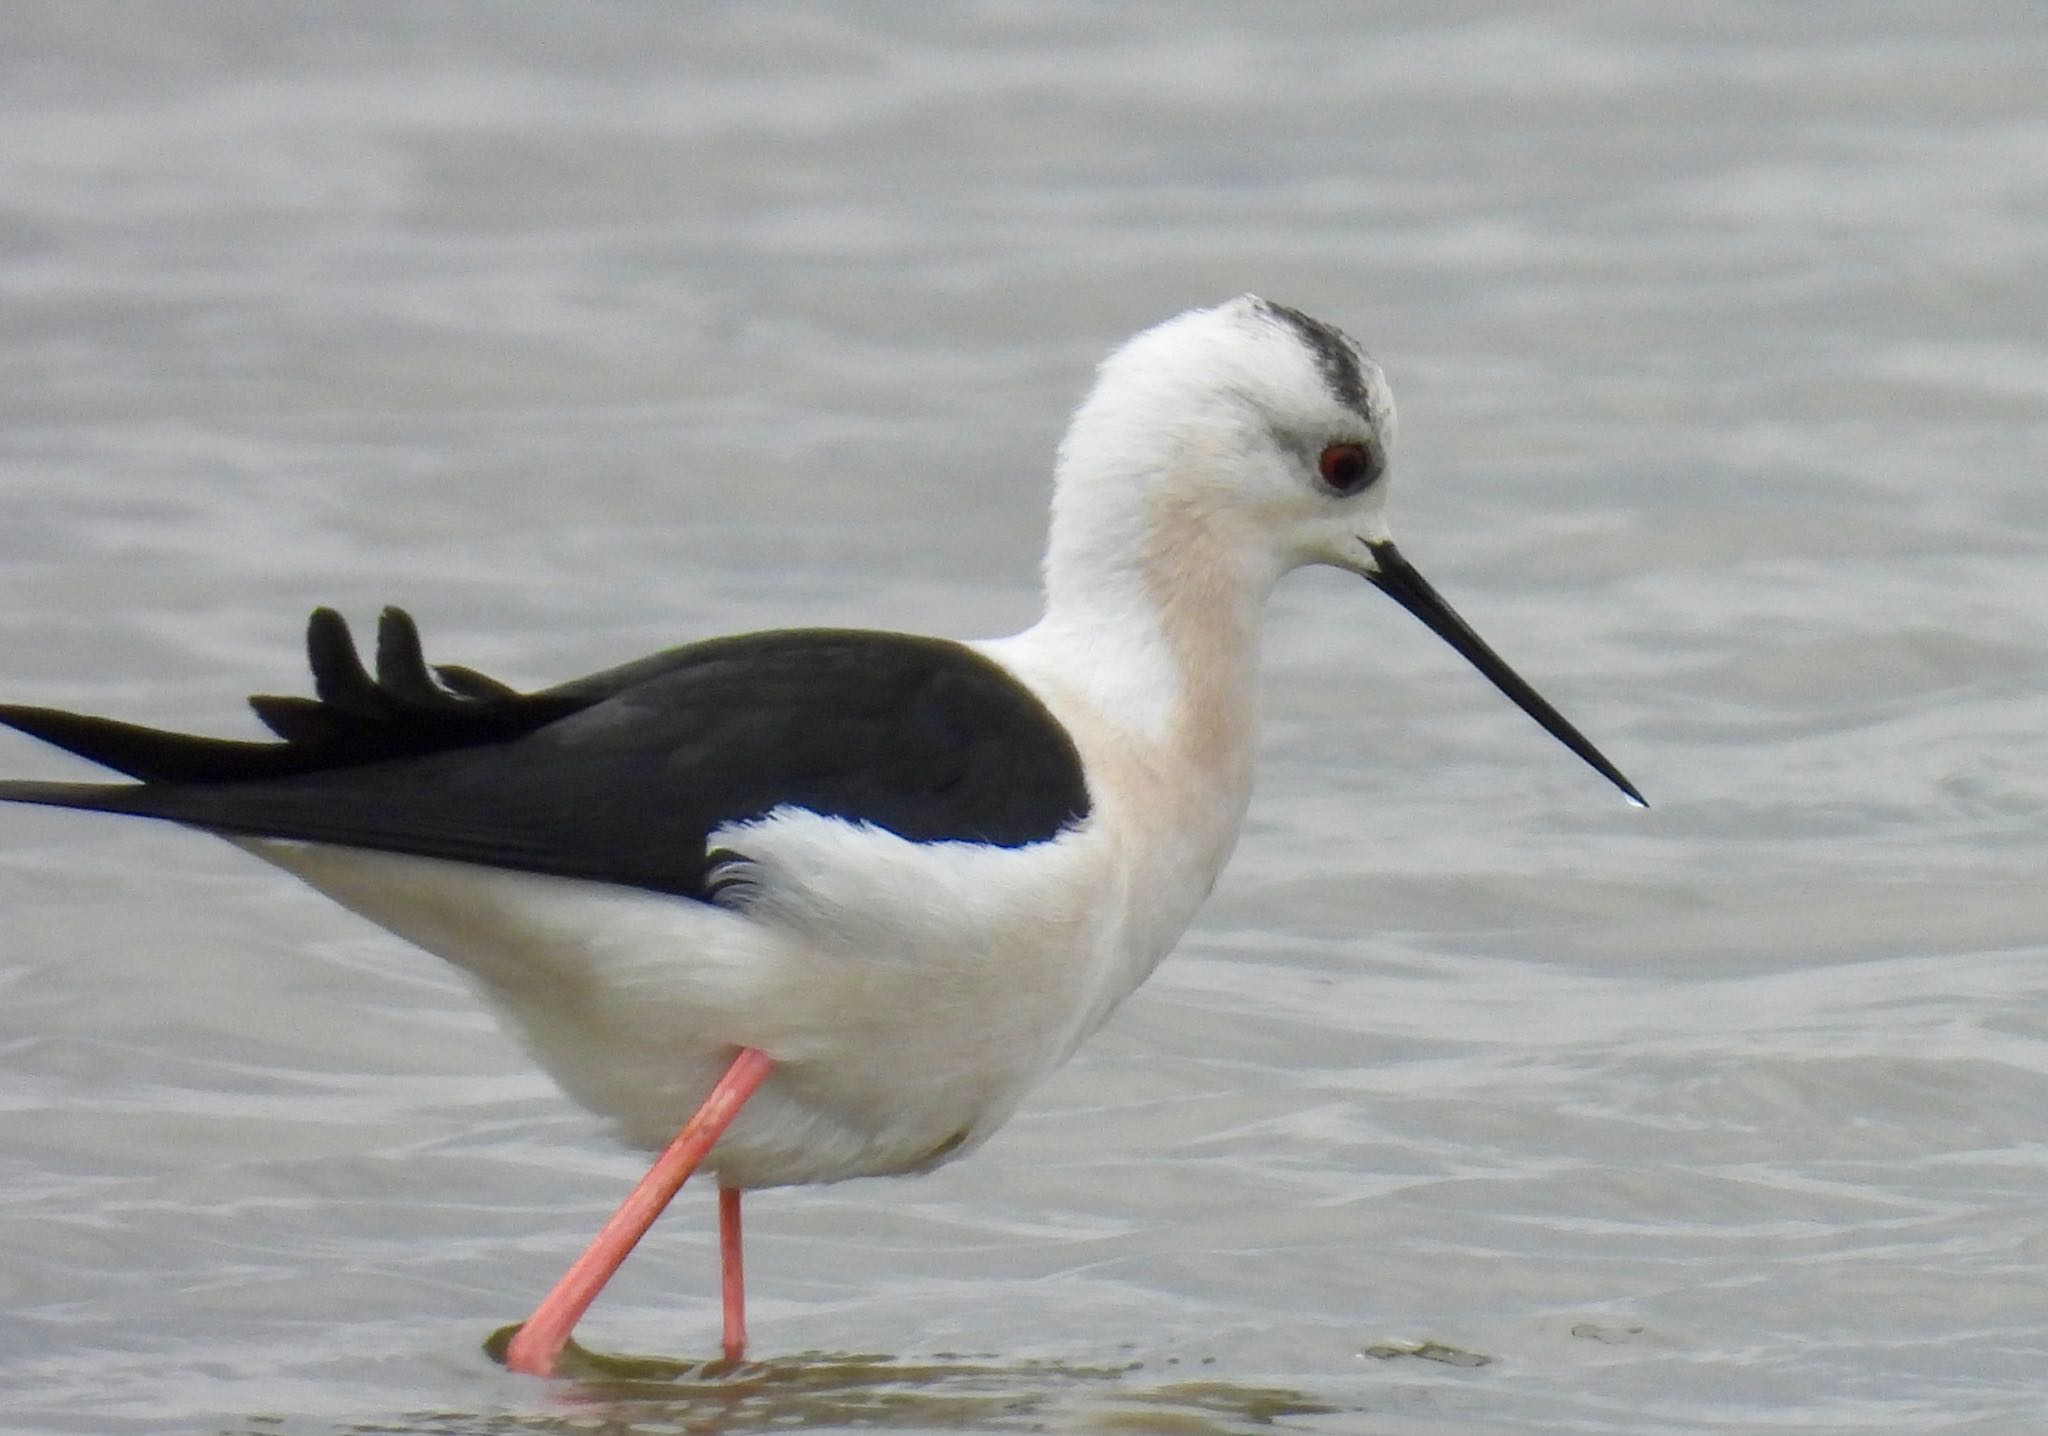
[1032,491,1273,761]
[980,428,1288,985]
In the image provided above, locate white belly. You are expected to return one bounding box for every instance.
[235,809,1144,1189]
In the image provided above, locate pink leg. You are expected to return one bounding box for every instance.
[505,1046,776,1378]
[719,1184,746,1362]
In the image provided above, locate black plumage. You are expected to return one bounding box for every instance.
[0,608,1092,901]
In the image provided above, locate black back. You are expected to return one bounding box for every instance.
[0,608,1092,900]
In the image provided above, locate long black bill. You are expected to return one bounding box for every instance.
[1366,540,1644,806]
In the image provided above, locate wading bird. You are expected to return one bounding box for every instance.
[0,297,1640,1376]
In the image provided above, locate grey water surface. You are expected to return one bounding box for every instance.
[3,5,2046,1434]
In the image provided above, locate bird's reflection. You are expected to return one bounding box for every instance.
[460,1330,1347,1434]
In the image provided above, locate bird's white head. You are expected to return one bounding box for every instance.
[1046,295,1400,599]
[1040,296,1644,806]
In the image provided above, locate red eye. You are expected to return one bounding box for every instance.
[1317,442,1376,495]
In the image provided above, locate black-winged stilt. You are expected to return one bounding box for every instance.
[0,297,1641,1376]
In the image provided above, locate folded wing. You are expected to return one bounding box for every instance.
[0,608,1091,900]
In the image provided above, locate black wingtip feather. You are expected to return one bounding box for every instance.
[376,607,457,708]
[0,778,158,818]
[433,663,520,702]
[0,702,290,783]
[306,606,387,718]
[248,693,340,745]
[3,608,569,789]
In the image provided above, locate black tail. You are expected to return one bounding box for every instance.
[0,608,578,801]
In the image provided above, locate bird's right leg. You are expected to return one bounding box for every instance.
[719,1183,747,1362]
[504,1045,776,1377]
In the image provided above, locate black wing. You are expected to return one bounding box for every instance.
[0,608,1091,900]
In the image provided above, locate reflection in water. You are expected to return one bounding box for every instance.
[324,1331,1350,1434]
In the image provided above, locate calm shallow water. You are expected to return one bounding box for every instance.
[3,5,2046,1433]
